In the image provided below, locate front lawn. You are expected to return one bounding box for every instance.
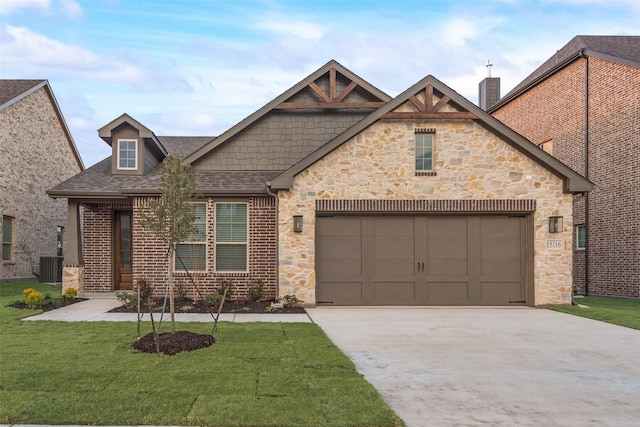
[0,281,403,426]
[551,296,640,330]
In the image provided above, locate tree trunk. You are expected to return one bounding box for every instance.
[169,243,176,332]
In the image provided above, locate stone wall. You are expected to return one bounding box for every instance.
[277,118,574,306]
[0,86,82,281]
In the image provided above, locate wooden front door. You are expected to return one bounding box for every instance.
[114,211,133,290]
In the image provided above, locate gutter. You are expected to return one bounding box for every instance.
[265,182,280,301]
[583,52,590,296]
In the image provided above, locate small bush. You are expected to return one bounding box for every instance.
[248,279,264,301]
[135,277,154,304]
[22,288,37,298]
[174,283,188,299]
[281,294,303,308]
[64,288,78,299]
[205,280,233,306]
[116,292,137,309]
[25,290,45,308]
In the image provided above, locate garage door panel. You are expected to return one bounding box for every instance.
[428,258,468,276]
[480,282,523,303]
[316,281,363,305]
[373,282,416,305]
[317,217,362,235]
[316,215,527,306]
[427,282,469,303]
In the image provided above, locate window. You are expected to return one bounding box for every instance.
[117,139,137,170]
[2,216,14,261]
[175,203,207,271]
[415,130,435,174]
[57,226,64,257]
[576,225,586,250]
[215,203,248,272]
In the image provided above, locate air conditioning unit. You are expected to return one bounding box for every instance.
[40,256,63,283]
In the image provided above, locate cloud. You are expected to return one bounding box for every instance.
[0,25,190,91]
[253,18,325,41]
[0,0,50,14]
[60,0,83,18]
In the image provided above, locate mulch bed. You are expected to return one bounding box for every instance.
[133,330,215,355]
[109,297,306,314]
[9,298,88,311]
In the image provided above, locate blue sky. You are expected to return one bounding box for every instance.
[1,0,638,167]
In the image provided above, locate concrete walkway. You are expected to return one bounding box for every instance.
[306,307,640,427]
[24,295,311,323]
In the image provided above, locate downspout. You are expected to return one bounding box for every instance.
[583,51,590,296]
[265,183,280,300]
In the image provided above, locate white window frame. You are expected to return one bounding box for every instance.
[117,139,138,170]
[174,202,207,272]
[575,224,587,250]
[2,215,14,262]
[415,131,435,174]
[214,202,248,273]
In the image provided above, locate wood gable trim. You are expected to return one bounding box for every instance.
[383,84,478,120]
[274,66,387,110]
[185,60,392,164]
[270,75,592,194]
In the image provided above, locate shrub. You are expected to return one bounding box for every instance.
[205,280,233,306]
[248,279,264,301]
[135,277,154,304]
[22,288,37,298]
[174,283,188,299]
[116,292,137,309]
[64,288,78,299]
[281,294,303,308]
[25,290,45,308]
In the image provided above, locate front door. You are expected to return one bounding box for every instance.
[114,211,133,290]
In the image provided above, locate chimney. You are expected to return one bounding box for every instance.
[479,60,500,111]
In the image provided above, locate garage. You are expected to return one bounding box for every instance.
[316,215,528,306]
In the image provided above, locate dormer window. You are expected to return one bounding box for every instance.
[117,139,137,170]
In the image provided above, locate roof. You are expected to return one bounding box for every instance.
[185,59,392,164]
[47,136,232,198]
[491,35,640,111]
[0,79,85,170]
[270,74,593,193]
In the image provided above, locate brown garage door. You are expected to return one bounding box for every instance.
[316,216,527,305]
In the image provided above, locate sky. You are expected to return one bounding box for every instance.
[1,0,638,167]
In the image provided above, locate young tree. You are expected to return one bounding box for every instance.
[139,154,197,332]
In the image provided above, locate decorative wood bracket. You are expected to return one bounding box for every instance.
[275,68,385,110]
[383,84,478,120]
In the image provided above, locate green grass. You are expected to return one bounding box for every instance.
[0,281,403,426]
[550,296,640,330]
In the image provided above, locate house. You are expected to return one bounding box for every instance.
[0,80,84,282]
[48,61,591,306]
[490,36,640,298]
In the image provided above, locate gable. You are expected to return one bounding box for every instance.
[270,76,592,194]
[188,60,391,170]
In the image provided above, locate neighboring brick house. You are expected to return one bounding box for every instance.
[49,61,591,306]
[490,36,640,298]
[0,80,84,281]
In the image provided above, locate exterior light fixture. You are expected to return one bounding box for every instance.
[293,215,303,233]
[549,216,563,233]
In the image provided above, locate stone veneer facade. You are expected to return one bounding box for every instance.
[277,118,574,306]
[0,85,82,281]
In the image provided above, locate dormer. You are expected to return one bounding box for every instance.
[98,113,167,176]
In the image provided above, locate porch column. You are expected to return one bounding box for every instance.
[62,202,84,297]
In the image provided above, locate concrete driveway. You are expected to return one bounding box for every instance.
[306,308,640,427]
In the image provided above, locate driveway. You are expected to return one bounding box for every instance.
[306,308,640,427]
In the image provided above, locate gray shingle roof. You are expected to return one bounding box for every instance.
[0,80,45,107]
[491,35,640,111]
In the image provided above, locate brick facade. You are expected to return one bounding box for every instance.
[83,197,277,300]
[493,56,640,298]
[0,85,82,281]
